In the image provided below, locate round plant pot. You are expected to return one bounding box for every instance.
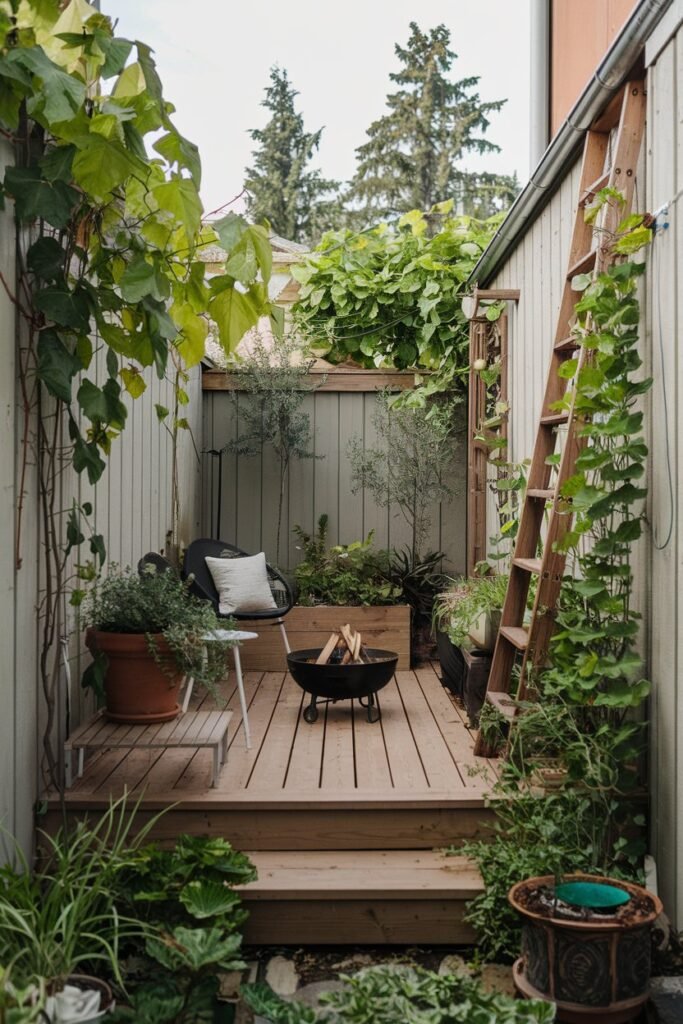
[86,630,182,724]
[509,873,662,1023]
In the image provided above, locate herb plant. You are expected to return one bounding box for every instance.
[81,565,235,699]
[244,964,555,1023]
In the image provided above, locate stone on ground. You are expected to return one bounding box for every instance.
[264,955,300,997]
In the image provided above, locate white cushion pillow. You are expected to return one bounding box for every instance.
[205,553,277,615]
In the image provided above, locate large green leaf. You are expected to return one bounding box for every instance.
[213,211,248,253]
[178,880,242,920]
[3,165,78,228]
[152,178,203,240]
[120,257,168,304]
[26,237,65,281]
[8,46,86,125]
[73,433,106,483]
[40,143,76,183]
[153,129,201,185]
[37,329,81,402]
[146,926,244,973]
[77,378,127,428]
[209,286,261,354]
[72,134,146,199]
[34,284,91,331]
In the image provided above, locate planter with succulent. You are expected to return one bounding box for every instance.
[82,566,235,724]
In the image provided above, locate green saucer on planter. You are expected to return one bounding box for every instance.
[555,880,631,910]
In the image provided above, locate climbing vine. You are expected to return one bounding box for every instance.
[0,0,278,789]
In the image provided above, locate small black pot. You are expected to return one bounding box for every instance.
[435,629,465,696]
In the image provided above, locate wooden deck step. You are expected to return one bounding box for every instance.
[486,691,519,720]
[239,849,481,944]
[554,335,579,353]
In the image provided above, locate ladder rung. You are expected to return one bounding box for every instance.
[567,249,597,280]
[485,691,518,720]
[499,625,529,650]
[540,412,569,426]
[527,488,554,500]
[555,336,579,353]
[579,171,610,206]
[513,557,543,574]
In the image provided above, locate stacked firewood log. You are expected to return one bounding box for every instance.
[315,624,371,665]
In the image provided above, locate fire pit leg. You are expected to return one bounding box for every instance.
[303,695,319,724]
[366,694,381,724]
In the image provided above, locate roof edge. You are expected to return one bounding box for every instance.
[469,0,673,287]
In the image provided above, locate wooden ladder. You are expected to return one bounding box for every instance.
[474,80,646,753]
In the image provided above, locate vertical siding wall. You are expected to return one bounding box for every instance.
[0,167,203,854]
[646,22,683,928]
[202,388,467,574]
[484,40,683,925]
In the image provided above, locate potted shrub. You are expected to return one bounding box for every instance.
[83,565,234,723]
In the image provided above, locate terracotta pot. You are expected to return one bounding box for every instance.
[86,629,182,724]
[509,873,663,1023]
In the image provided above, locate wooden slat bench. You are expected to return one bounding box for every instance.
[64,709,233,789]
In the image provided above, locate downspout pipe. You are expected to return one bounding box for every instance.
[469,0,672,287]
[529,0,550,169]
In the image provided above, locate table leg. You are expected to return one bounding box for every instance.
[233,645,251,749]
[212,744,220,788]
[65,749,72,789]
[221,727,229,765]
[77,747,85,778]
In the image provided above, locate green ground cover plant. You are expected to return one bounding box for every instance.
[244,964,555,1023]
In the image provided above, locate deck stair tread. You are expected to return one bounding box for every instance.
[498,625,529,650]
[238,850,482,901]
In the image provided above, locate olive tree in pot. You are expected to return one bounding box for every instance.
[82,566,235,723]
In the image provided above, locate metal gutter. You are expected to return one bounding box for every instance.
[469,0,673,287]
[529,0,551,168]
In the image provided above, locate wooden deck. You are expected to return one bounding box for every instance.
[47,663,496,944]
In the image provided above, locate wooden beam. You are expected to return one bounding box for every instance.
[202,368,420,393]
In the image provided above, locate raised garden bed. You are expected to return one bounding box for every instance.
[237,604,411,672]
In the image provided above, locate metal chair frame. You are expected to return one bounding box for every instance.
[183,538,294,656]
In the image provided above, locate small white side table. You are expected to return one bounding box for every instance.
[185,630,257,749]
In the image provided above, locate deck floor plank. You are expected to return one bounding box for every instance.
[248,673,303,791]
[417,664,499,787]
[353,695,393,791]
[60,666,496,806]
[320,701,357,790]
[372,678,429,790]
[394,671,465,790]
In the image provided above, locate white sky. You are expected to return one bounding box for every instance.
[110,0,532,216]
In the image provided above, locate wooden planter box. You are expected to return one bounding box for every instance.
[237,605,411,673]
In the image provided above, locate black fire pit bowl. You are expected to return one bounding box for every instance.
[287,647,398,724]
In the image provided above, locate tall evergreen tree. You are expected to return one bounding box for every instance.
[244,67,341,244]
[347,23,518,224]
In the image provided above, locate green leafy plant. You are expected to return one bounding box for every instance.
[293,516,401,607]
[0,796,160,989]
[0,0,278,792]
[292,205,500,392]
[244,964,555,1023]
[433,573,509,648]
[0,966,46,1023]
[81,565,235,699]
[111,835,256,1024]
[348,392,459,564]
[463,214,652,963]
[226,333,323,565]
